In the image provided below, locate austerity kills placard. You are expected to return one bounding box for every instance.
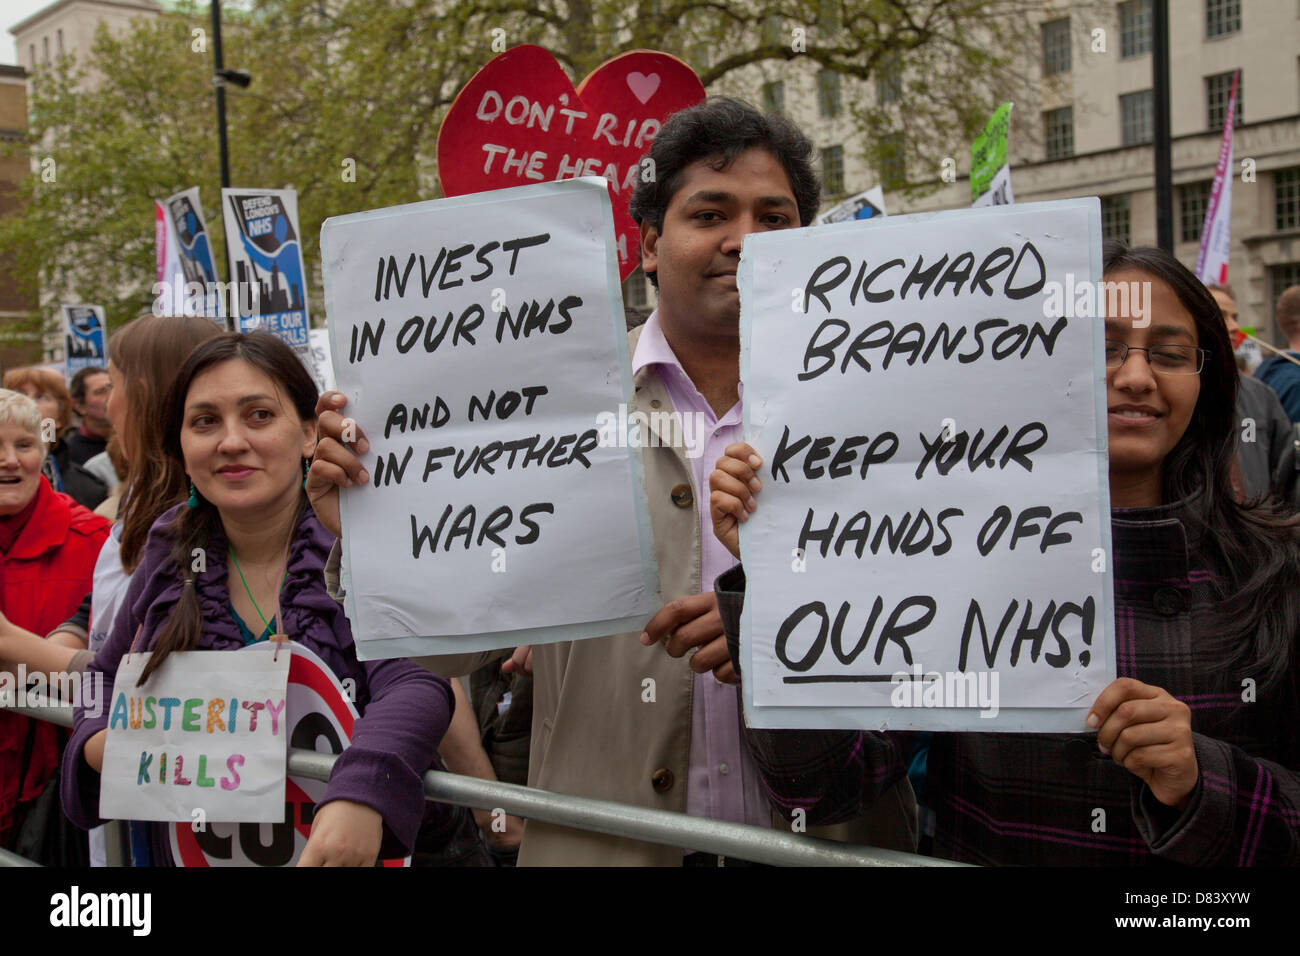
[100,648,290,822]
[738,199,1114,732]
[321,177,659,659]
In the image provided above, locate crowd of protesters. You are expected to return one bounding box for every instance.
[1,98,1298,867]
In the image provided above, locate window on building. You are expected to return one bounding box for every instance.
[1276,167,1300,231]
[879,133,905,189]
[1101,194,1132,244]
[818,0,842,33]
[624,266,649,310]
[761,80,784,114]
[817,70,842,118]
[57,29,63,55]
[29,44,35,68]
[1042,18,1071,75]
[1120,90,1154,146]
[1272,264,1300,319]
[821,145,845,196]
[1119,0,1153,58]
[1205,0,1241,39]
[761,15,783,47]
[1179,181,1212,243]
[1044,107,1074,160]
[876,54,902,105]
[42,37,49,64]
[1206,71,1242,130]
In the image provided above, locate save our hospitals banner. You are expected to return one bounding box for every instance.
[154,187,223,322]
[971,102,1014,207]
[816,186,887,226]
[222,187,310,350]
[61,304,107,380]
[737,198,1114,732]
[1195,70,1238,285]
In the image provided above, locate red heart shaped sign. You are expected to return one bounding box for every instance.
[437,45,706,280]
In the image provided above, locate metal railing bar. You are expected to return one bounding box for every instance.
[6,702,961,867]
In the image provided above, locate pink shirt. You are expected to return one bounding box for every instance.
[632,311,771,832]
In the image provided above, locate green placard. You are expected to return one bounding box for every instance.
[971,102,1013,203]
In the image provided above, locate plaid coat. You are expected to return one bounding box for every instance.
[717,496,1300,865]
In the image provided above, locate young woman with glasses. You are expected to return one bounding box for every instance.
[702,240,1300,865]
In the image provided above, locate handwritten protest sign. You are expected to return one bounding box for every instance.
[100,649,290,822]
[437,45,704,279]
[738,199,1114,731]
[169,643,408,867]
[322,177,659,659]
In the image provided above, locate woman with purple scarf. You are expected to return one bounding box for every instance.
[61,332,454,866]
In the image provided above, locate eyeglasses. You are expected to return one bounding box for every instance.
[1104,340,1207,375]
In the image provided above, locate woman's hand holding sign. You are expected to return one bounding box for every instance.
[710,442,764,560]
[307,391,370,539]
[1088,677,1198,809]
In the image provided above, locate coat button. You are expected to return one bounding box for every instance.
[670,484,693,508]
[651,768,674,792]
[650,399,662,409]
[1063,738,1092,768]
[1152,587,1185,616]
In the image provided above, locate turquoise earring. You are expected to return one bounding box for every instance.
[187,480,198,508]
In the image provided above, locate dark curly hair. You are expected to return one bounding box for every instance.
[629,97,820,287]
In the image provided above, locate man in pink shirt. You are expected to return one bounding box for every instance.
[311,98,916,864]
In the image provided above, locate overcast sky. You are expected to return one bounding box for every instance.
[3,0,54,66]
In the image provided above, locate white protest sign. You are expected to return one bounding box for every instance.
[322,177,659,659]
[168,642,409,867]
[100,648,290,822]
[738,198,1115,732]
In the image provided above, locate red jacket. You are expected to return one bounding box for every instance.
[0,477,108,848]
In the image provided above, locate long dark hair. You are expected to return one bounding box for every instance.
[1104,240,1300,689]
[139,332,318,685]
[109,314,224,573]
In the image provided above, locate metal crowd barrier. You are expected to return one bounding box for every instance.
[3,701,960,867]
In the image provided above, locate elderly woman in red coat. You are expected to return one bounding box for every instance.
[0,388,108,850]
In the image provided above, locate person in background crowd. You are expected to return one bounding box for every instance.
[309,97,916,865]
[3,368,107,511]
[65,367,114,467]
[0,389,109,854]
[1254,285,1300,423]
[82,435,126,505]
[1204,282,1293,502]
[435,676,526,865]
[708,242,1300,865]
[1206,283,1257,374]
[62,332,456,866]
